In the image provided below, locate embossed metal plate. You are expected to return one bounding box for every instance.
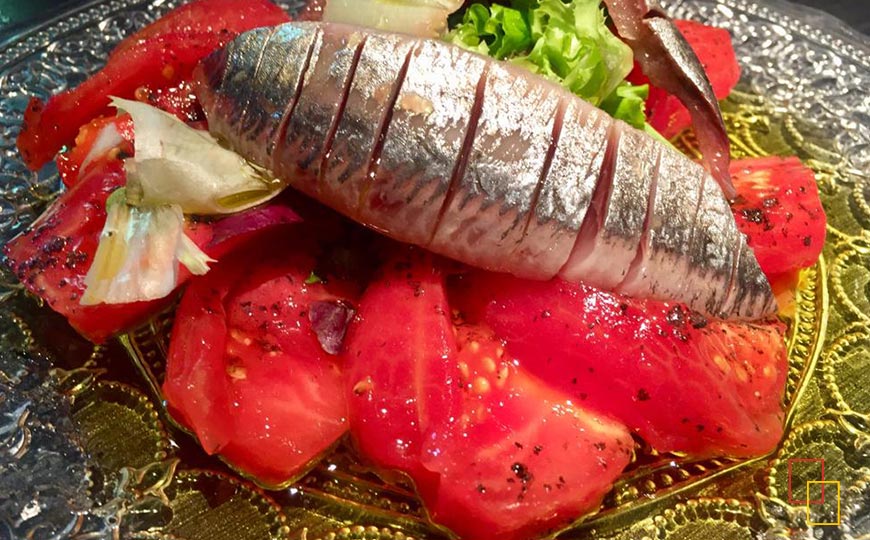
[0,1,868,539]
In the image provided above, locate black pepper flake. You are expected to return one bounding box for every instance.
[41,236,66,255]
[689,311,708,329]
[64,250,88,269]
[511,462,533,484]
[533,445,543,455]
[741,208,764,224]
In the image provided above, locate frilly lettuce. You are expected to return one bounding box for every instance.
[445,0,649,129]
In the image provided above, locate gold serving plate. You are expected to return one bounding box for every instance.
[6,89,862,540]
[0,0,868,537]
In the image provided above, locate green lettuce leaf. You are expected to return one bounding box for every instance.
[600,82,648,128]
[445,0,651,130]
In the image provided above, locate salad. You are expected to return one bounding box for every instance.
[4,0,827,539]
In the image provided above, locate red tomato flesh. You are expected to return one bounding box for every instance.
[452,273,788,459]
[730,156,826,279]
[163,232,351,487]
[17,0,290,171]
[346,251,633,540]
[344,251,460,496]
[4,155,300,343]
[110,0,289,59]
[56,114,134,187]
[2,158,189,342]
[422,325,633,540]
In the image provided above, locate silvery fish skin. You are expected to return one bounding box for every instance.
[194,21,777,320]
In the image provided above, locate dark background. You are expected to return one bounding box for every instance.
[0,0,867,41]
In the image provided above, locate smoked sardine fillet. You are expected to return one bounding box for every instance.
[195,22,776,320]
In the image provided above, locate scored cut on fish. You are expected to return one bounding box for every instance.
[193,21,777,321]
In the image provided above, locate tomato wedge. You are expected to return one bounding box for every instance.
[452,273,788,459]
[3,158,171,342]
[344,250,460,488]
[346,251,633,540]
[164,231,352,487]
[421,324,633,540]
[17,0,290,170]
[730,156,826,279]
[4,153,300,343]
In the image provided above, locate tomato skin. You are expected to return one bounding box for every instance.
[628,19,740,138]
[729,156,826,279]
[18,33,220,170]
[17,0,290,171]
[453,273,788,459]
[110,0,289,59]
[164,231,351,487]
[347,252,633,540]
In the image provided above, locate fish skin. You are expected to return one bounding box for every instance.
[514,102,610,279]
[319,33,418,218]
[197,24,321,170]
[722,237,779,318]
[194,21,776,320]
[357,40,487,245]
[200,29,271,150]
[272,25,364,196]
[617,145,704,308]
[429,60,563,278]
[559,124,660,289]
